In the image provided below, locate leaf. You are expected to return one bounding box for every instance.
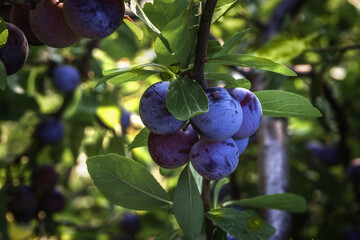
[213,178,229,208]
[143,0,178,31]
[215,29,250,57]
[173,165,204,239]
[0,17,8,49]
[128,127,150,150]
[154,229,180,240]
[87,154,171,210]
[96,105,120,130]
[254,90,322,118]
[189,163,202,193]
[212,0,237,24]
[123,18,144,41]
[0,61,6,90]
[124,0,161,34]
[208,54,297,77]
[222,193,307,213]
[166,77,208,121]
[206,209,276,240]
[161,2,201,69]
[205,73,251,89]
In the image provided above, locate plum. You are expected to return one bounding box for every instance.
[191,87,242,142]
[139,81,186,135]
[121,213,141,234]
[10,3,43,46]
[121,108,131,134]
[190,137,239,180]
[63,0,125,39]
[228,88,262,139]
[227,233,237,240]
[0,23,28,75]
[53,65,80,92]
[32,165,58,192]
[8,185,37,222]
[348,158,360,183]
[39,189,65,213]
[234,137,249,156]
[148,125,198,169]
[306,141,340,166]
[30,0,81,48]
[36,118,64,144]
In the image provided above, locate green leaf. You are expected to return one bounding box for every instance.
[123,18,144,41]
[206,209,276,240]
[87,154,171,210]
[154,229,180,240]
[143,0,178,31]
[166,77,208,121]
[0,17,8,49]
[215,29,250,57]
[173,165,204,239]
[255,90,322,118]
[207,40,223,58]
[208,54,297,77]
[161,2,201,69]
[212,0,237,24]
[0,61,6,90]
[189,163,202,193]
[222,193,307,213]
[124,0,161,34]
[205,73,251,89]
[213,178,229,208]
[128,127,150,150]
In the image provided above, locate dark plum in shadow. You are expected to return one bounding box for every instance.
[36,118,64,144]
[52,65,80,92]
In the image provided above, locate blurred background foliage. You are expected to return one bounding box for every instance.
[1,0,360,239]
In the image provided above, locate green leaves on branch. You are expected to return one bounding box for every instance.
[128,127,150,150]
[212,0,238,24]
[123,18,144,41]
[255,90,322,118]
[154,229,180,240]
[206,208,276,240]
[87,154,171,210]
[222,193,307,213]
[173,166,203,239]
[208,54,297,77]
[167,77,208,121]
[205,73,251,89]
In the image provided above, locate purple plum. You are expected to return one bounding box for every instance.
[53,65,80,92]
[139,81,186,135]
[32,165,58,192]
[63,0,125,39]
[228,88,262,139]
[191,87,243,141]
[234,137,249,155]
[190,137,239,180]
[121,213,141,234]
[0,23,28,75]
[121,108,131,134]
[37,118,64,144]
[306,141,340,166]
[8,185,37,222]
[39,189,65,213]
[227,233,238,240]
[148,125,198,168]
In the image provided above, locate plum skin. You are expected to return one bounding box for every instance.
[121,213,141,234]
[53,65,80,92]
[148,125,198,169]
[190,137,240,180]
[39,189,65,213]
[8,185,37,222]
[30,0,81,48]
[234,137,249,156]
[63,0,125,39]
[139,81,185,135]
[228,88,262,139]
[37,118,64,144]
[10,3,43,46]
[0,23,28,75]
[32,165,58,192]
[191,87,243,142]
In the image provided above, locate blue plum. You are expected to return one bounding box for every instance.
[139,81,186,135]
[121,108,131,134]
[348,158,360,183]
[234,137,249,155]
[345,228,360,240]
[30,0,81,48]
[190,137,239,180]
[228,88,262,139]
[63,0,125,39]
[121,213,141,234]
[53,65,80,92]
[306,141,340,166]
[148,125,198,168]
[191,87,242,141]
[32,165,58,192]
[37,118,64,144]
[8,185,37,222]
[39,189,65,213]
[0,23,28,75]
[227,233,238,240]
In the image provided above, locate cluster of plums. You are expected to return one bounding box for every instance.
[0,0,125,75]
[139,81,262,180]
[116,213,141,240]
[7,165,65,223]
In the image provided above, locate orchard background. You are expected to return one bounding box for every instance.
[0,0,360,239]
